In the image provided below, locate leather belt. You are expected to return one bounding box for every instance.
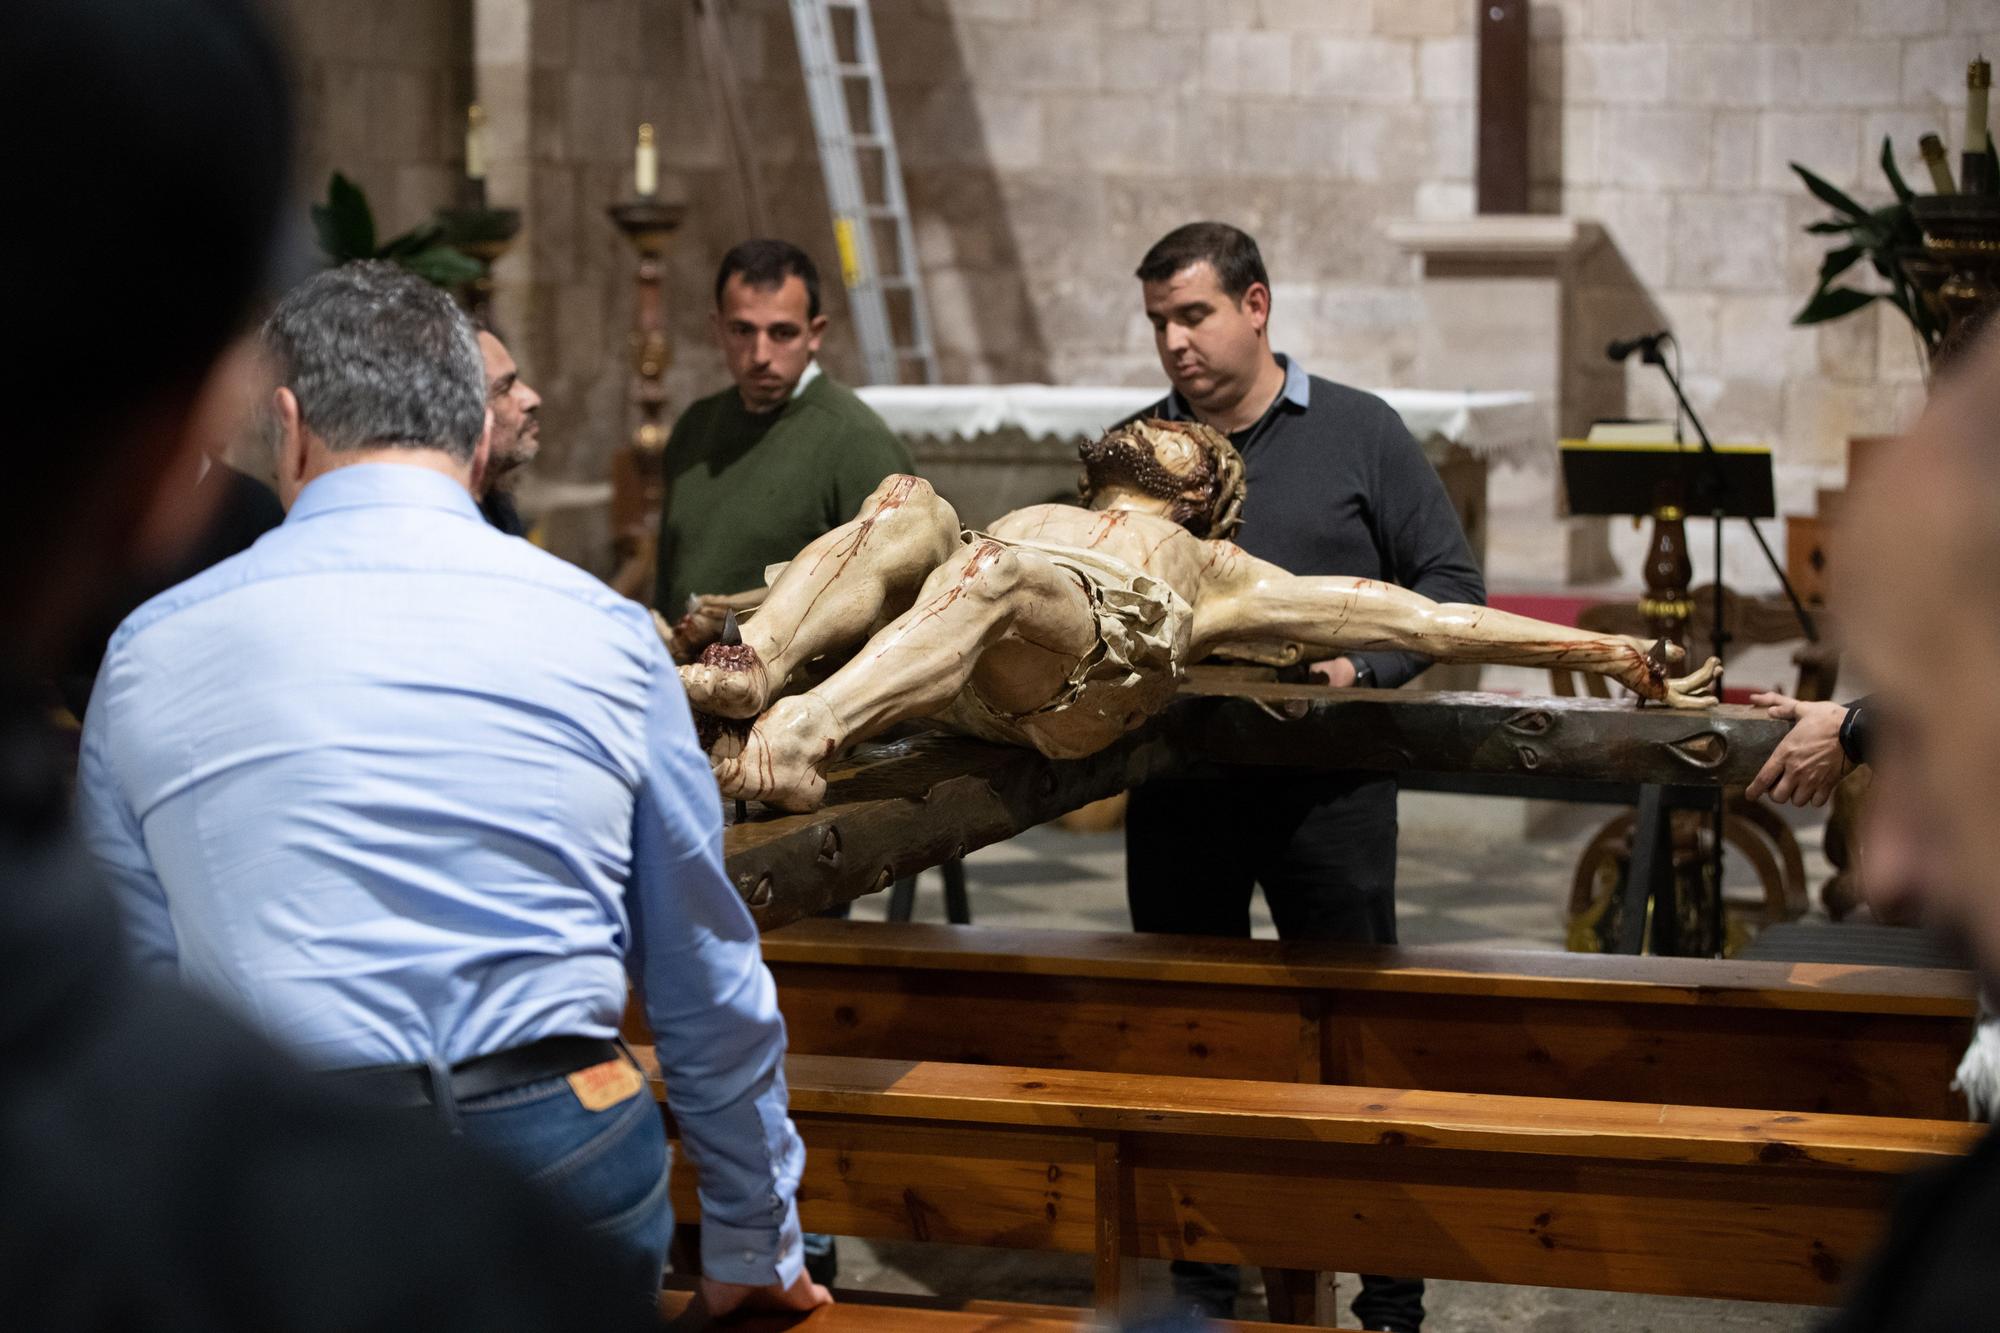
[325,1034,624,1111]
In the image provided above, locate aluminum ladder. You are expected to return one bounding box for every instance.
[787,0,937,385]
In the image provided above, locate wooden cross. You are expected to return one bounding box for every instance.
[1478,0,1530,214]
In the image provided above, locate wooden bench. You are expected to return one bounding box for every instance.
[750,921,1977,1120]
[652,1054,1978,1313]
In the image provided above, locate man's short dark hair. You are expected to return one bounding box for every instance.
[263,262,487,462]
[715,239,822,321]
[1134,222,1270,303]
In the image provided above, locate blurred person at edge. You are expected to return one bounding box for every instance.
[1,0,658,1326]
[1822,327,2000,1331]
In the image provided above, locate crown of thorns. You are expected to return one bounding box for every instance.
[1077,417,1246,541]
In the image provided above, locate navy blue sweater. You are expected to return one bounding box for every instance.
[1146,358,1486,687]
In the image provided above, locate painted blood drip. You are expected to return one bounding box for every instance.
[904,541,1003,634]
[781,476,923,657]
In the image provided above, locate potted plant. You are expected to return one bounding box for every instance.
[311,172,485,289]
[1791,138,1946,367]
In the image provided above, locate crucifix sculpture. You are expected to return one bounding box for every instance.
[668,421,1720,812]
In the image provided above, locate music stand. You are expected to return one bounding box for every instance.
[1561,436,1776,525]
[1559,433,1777,957]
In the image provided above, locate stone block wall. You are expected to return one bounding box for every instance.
[1534,0,2000,469]
[279,0,2000,578]
[278,0,473,238]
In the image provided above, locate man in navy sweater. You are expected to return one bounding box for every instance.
[1123,222,1484,1331]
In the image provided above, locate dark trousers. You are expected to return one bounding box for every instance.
[1126,773,1424,1332]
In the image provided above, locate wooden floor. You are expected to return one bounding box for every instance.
[660,1287,1343,1330]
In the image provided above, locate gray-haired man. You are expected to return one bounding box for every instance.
[79,261,826,1320]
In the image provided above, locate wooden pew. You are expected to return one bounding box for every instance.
[653,1054,1979,1312]
[753,921,1978,1120]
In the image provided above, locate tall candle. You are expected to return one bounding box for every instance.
[635,123,658,199]
[1965,59,1992,194]
[1921,133,1957,193]
[465,104,487,182]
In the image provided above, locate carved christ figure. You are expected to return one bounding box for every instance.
[674,419,1720,812]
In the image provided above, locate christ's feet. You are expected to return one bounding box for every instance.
[707,694,839,812]
[680,641,772,719]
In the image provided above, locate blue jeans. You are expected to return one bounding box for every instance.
[454,1063,673,1304]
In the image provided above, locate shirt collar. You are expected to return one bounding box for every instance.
[1275,353,1311,409]
[1164,352,1311,421]
[286,461,484,525]
[792,359,822,399]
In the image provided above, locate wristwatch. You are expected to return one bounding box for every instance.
[1837,698,1873,767]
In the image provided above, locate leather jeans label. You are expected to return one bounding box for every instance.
[566,1057,645,1112]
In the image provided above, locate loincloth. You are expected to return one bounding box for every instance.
[935,532,1192,759]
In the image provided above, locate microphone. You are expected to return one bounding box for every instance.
[1606,330,1670,363]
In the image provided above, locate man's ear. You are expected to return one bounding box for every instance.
[806,313,829,353]
[470,408,494,492]
[1242,282,1272,335]
[273,385,309,492]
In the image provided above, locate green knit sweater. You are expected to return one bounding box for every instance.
[655,371,914,612]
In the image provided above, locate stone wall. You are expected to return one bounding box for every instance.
[880,0,1997,466]
[1538,0,1999,467]
[280,0,2000,579]
[278,0,473,238]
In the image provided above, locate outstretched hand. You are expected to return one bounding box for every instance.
[1658,656,1723,709]
[1745,691,1852,806]
[665,1272,833,1330]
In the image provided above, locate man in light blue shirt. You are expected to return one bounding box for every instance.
[78,262,825,1319]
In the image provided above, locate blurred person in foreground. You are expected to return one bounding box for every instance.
[3,0,652,1325]
[1823,325,2000,1331]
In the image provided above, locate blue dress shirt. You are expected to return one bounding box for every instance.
[77,462,804,1286]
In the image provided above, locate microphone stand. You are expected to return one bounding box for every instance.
[1638,339,1819,646]
[1635,337,1818,956]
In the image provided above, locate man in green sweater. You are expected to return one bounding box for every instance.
[656,239,913,616]
[655,242,914,1249]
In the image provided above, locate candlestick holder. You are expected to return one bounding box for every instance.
[1912,194,2000,363]
[605,198,687,601]
[435,202,521,330]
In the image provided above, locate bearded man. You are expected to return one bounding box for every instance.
[474,324,543,536]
